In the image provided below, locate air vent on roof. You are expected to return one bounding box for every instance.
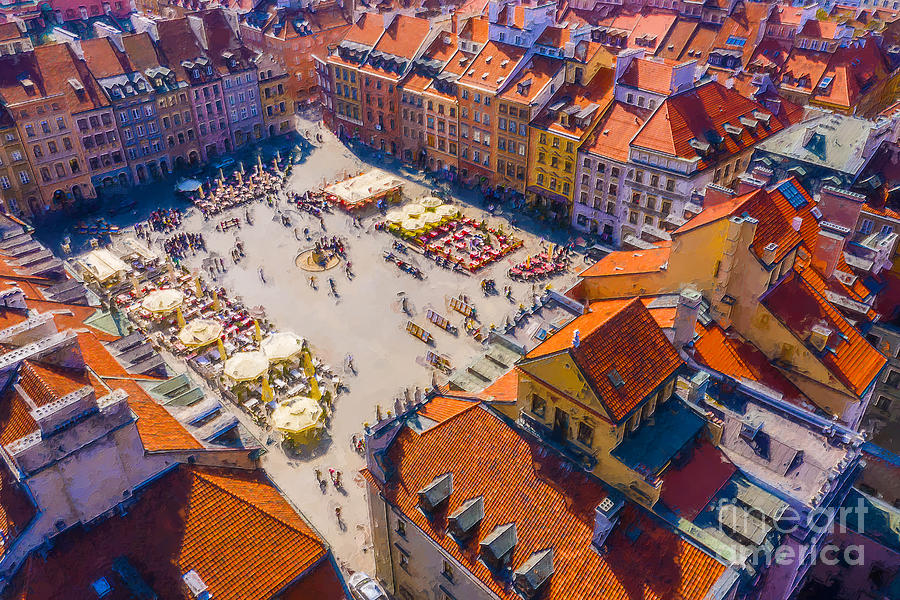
[448,496,484,540]
[485,55,492,63]
[468,69,475,76]
[418,472,453,511]
[482,72,488,79]
[592,494,624,552]
[480,523,517,570]
[501,59,509,67]
[514,549,555,599]
[182,570,209,600]
[67,78,85,92]
[606,369,624,390]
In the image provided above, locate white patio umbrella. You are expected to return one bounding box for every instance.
[421,212,441,225]
[141,288,184,314]
[272,396,324,443]
[421,196,443,209]
[435,204,459,219]
[224,351,269,382]
[401,217,425,232]
[403,203,425,217]
[261,331,306,363]
[384,208,405,223]
[177,319,223,348]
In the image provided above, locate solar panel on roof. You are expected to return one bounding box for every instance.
[777,180,808,209]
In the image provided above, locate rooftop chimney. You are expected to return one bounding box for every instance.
[703,184,736,207]
[673,288,702,348]
[572,329,580,348]
[591,495,624,552]
[817,187,865,232]
[182,570,210,600]
[809,324,831,353]
[812,222,850,280]
[791,216,803,232]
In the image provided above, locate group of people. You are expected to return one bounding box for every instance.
[193,168,289,218]
[141,209,183,234]
[163,231,206,261]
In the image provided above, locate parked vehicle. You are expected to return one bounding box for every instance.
[348,573,388,600]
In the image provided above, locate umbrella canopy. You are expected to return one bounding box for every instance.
[384,208,405,223]
[271,396,324,436]
[435,204,459,218]
[178,319,223,348]
[141,288,184,314]
[402,203,425,217]
[176,178,203,192]
[401,217,424,232]
[421,196,443,209]
[421,212,441,225]
[224,351,269,382]
[261,331,305,362]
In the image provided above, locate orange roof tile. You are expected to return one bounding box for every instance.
[526,298,683,422]
[654,19,698,61]
[626,12,678,54]
[676,23,718,62]
[709,2,769,65]
[761,266,887,397]
[780,48,830,92]
[534,69,615,138]
[8,465,342,600]
[498,54,563,103]
[0,389,39,447]
[809,41,890,110]
[365,405,729,600]
[580,241,672,277]
[693,322,809,406]
[0,460,36,559]
[371,14,430,60]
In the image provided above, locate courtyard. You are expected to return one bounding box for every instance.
[64,118,583,575]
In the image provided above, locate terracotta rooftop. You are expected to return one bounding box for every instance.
[497,53,563,103]
[525,298,683,422]
[7,465,344,600]
[761,265,886,398]
[617,56,680,95]
[365,404,729,600]
[0,461,36,560]
[81,37,131,79]
[417,395,478,423]
[675,23,718,63]
[654,18,698,61]
[709,1,770,66]
[534,68,614,138]
[583,101,650,163]
[809,41,891,111]
[480,368,519,404]
[780,48,830,92]
[456,41,527,92]
[693,321,809,406]
[342,11,384,47]
[580,241,672,277]
[626,11,678,54]
[631,81,800,171]
[370,14,430,60]
[18,360,91,407]
[660,439,736,520]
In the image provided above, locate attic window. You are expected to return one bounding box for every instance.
[418,472,453,511]
[485,55,493,63]
[689,138,711,154]
[752,110,771,127]
[91,578,111,597]
[514,549,555,599]
[67,78,84,92]
[480,523,517,569]
[723,123,743,136]
[740,421,762,441]
[606,369,624,389]
[739,116,758,129]
[482,72,489,79]
[501,59,509,67]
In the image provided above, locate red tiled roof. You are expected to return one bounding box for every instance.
[18,360,90,407]
[780,48,830,92]
[0,459,36,557]
[535,68,615,138]
[761,265,887,397]
[114,379,203,452]
[626,11,678,54]
[480,368,519,403]
[584,101,649,162]
[81,37,130,79]
[617,56,679,96]
[417,396,478,423]
[371,14,430,60]
[0,389,38,447]
[654,19,698,61]
[498,54,563,103]
[709,2,769,66]
[7,466,343,600]
[631,81,796,170]
[809,41,891,110]
[660,440,735,520]
[365,405,729,600]
[693,322,809,406]
[526,298,682,422]
[676,23,718,62]
[457,41,527,91]
[580,241,672,277]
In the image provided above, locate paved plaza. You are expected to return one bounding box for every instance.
[78,119,583,575]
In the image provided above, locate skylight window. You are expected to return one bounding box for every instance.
[725,35,747,47]
[818,76,834,89]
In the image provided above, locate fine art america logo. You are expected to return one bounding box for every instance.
[716,497,869,567]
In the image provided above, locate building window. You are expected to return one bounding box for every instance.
[577,422,593,447]
[531,394,546,417]
[442,560,454,582]
[887,370,900,389]
[396,518,406,537]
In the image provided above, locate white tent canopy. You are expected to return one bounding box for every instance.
[224,351,269,382]
[421,196,443,209]
[79,248,129,282]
